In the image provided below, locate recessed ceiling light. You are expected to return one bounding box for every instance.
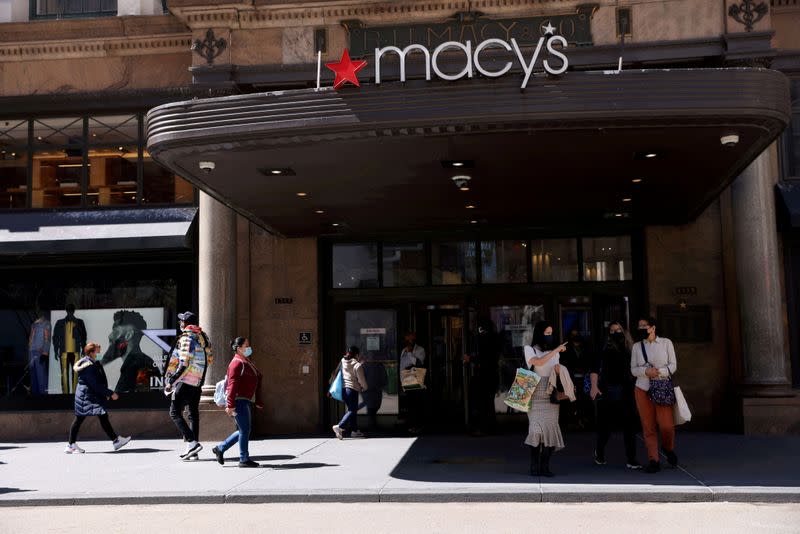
[470,220,478,224]
[460,186,470,191]
[259,167,296,177]
[614,213,623,217]
[118,146,124,151]
[453,162,464,167]
[332,223,340,227]
[442,160,474,169]
[632,178,643,183]
[465,204,476,209]
[315,209,325,214]
[622,198,632,202]
[272,170,283,175]
[296,192,308,197]
[645,153,657,158]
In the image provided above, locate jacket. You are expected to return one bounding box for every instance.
[53,316,87,355]
[225,353,263,409]
[73,356,114,417]
[341,357,368,392]
[164,325,213,388]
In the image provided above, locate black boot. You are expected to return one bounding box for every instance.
[529,445,541,476]
[540,446,555,477]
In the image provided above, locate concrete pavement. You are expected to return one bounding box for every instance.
[1,432,798,505]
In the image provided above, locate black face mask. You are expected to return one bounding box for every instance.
[634,328,650,341]
[542,334,555,349]
[611,331,625,344]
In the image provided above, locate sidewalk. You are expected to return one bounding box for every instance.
[1,432,798,506]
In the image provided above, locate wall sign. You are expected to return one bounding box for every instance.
[274,297,294,304]
[342,7,597,56]
[298,331,313,345]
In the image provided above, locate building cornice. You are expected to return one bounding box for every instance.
[0,33,193,62]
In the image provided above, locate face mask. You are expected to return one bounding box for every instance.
[243,347,253,357]
[542,334,555,347]
[635,328,650,341]
[611,331,625,343]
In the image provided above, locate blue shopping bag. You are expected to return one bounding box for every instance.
[328,369,344,402]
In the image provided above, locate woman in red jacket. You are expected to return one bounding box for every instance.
[211,337,263,467]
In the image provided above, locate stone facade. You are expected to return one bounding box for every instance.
[0,0,799,438]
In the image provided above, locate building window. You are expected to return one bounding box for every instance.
[332,243,379,289]
[383,242,427,287]
[531,238,579,282]
[582,236,633,281]
[482,240,528,284]
[31,0,117,19]
[0,115,195,210]
[432,241,477,285]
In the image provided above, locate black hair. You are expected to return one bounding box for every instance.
[531,320,555,350]
[66,304,76,314]
[231,336,248,351]
[639,316,657,329]
[113,310,147,332]
[344,346,360,359]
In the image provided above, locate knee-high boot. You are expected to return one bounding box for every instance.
[540,446,555,477]
[529,445,541,476]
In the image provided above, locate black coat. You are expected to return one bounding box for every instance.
[53,317,87,355]
[73,357,113,416]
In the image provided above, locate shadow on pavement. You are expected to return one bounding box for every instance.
[262,462,338,470]
[99,448,171,454]
[249,455,296,462]
[0,446,22,451]
[0,488,32,495]
[388,432,800,487]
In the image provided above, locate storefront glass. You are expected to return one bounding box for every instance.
[481,240,527,283]
[531,238,579,282]
[0,150,27,209]
[582,236,633,281]
[332,243,379,288]
[344,309,398,415]
[383,242,426,287]
[432,241,477,285]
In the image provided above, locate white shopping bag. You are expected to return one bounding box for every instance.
[673,386,692,425]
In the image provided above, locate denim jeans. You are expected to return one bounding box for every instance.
[29,350,48,396]
[218,399,252,461]
[338,387,360,432]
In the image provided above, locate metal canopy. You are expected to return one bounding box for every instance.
[147,68,790,237]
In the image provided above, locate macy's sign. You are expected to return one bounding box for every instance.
[323,30,568,90]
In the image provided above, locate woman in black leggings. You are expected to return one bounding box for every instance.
[65,342,131,453]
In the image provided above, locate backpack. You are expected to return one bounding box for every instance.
[213,360,247,407]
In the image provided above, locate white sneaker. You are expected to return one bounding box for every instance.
[332,425,343,440]
[64,443,85,454]
[112,436,132,451]
[351,431,365,438]
[180,441,203,459]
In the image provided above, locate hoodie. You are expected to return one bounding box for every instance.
[165,325,213,388]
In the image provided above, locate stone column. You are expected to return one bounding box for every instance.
[198,191,237,401]
[730,144,792,397]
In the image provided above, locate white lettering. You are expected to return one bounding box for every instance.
[511,37,545,89]
[544,35,569,75]
[374,44,431,84]
[473,38,513,78]
[431,40,473,82]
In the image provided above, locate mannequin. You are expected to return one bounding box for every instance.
[53,304,87,394]
[28,312,51,395]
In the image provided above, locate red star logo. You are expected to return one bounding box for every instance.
[325,49,367,89]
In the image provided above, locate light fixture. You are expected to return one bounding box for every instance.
[614,213,623,217]
[272,170,283,175]
[296,192,308,197]
[259,167,296,177]
[645,153,657,158]
[622,198,632,202]
[315,209,325,214]
[632,178,643,183]
[332,223,340,227]
[453,162,465,167]
[441,160,474,169]
[465,204,476,209]
[452,175,471,190]
[117,146,124,151]
[470,220,478,224]
[36,136,42,141]
[720,134,739,148]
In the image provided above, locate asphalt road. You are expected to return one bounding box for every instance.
[1,503,798,534]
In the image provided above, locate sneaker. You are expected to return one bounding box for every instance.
[180,441,203,459]
[212,446,225,465]
[112,436,131,451]
[626,461,644,470]
[644,460,661,473]
[593,451,607,465]
[64,443,85,454]
[332,425,343,440]
[238,459,260,468]
[664,449,679,467]
[350,430,365,438]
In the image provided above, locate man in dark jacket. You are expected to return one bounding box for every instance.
[53,304,87,394]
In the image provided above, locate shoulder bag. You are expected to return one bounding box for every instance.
[640,341,676,406]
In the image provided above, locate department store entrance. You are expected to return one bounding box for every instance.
[323,236,642,432]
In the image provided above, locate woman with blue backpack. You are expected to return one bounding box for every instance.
[211,336,263,467]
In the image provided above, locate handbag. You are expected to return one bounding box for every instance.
[503,367,540,412]
[401,367,427,391]
[640,342,676,406]
[328,368,344,402]
[673,386,692,425]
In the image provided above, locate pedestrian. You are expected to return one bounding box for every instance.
[464,318,499,435]
[631,316,678,473]
[64,342,131,453]
[590,321,642,469]
[332,346,368,439]
[163,311,213,461]
[212,337,263,468]
[400,331,426,434]
[524,321,568,477]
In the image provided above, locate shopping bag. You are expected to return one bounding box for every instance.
[673,386,692,425]
[503,368,541,413]
[401,367,427,391]
[328,369,344,402]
